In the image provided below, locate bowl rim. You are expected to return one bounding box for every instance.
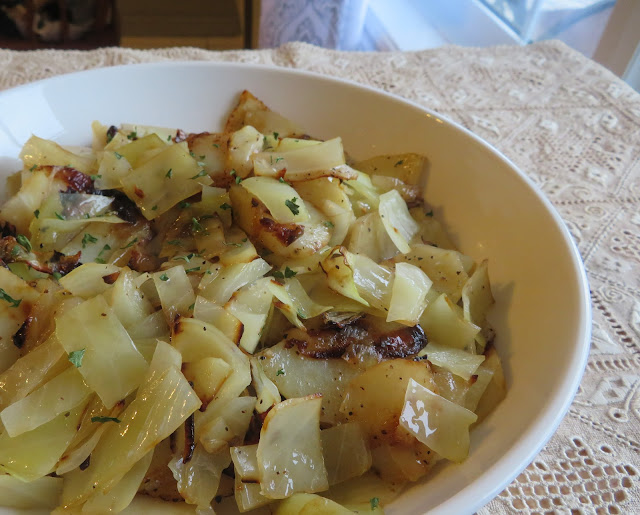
[0,60,592,514]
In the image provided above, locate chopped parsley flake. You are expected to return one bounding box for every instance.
[167,240,183,246]
[188,302,195,311]
[151,205,158,210]
[68,349,86,368]
[191,217,204,233]
[54,212,65,220]
[213,143,219,148]
[273,132,279,140]
[175,253,194,262]
[323,220,335,228]
[425,209,434,217]
[179,201,191,209]
[11,245,20,256]
[275,157,284,163]
[114,152,123,160]
[90,174,102,181]
[52,272,62,280]
[33,209,40,219]
[225,242,242,248]
[394,160,404,167]
[159,273,169,281]
[95,244,111,263]
[82,233,98,248]
[185,266,201,273]
[167,134,172,141]
[370,497,380,510]
[285,197,300,215]
[91,416,121,424]
[121,238,138,249]
[165,168,173,178]
[273,266,297,279]
[276,369,285,376]
[127,131,137,140]
[191,170,207,179]
[16,234,32,252]
[220,203,231,210]
[29,164,37,172]
[0,288,21,308]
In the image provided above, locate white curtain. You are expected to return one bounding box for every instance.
[258,0,370,50]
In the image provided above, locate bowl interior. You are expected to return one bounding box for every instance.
[0,63,590,514]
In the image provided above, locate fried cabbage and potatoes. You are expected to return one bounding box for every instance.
[0,90,506,514]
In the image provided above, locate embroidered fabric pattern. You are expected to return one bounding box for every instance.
[0,40,638,513]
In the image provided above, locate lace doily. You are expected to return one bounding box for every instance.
[0,41,639,513]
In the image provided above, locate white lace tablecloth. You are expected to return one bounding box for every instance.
[1,41,638,514]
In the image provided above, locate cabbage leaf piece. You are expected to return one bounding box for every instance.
[0,475,63,510]
[61,365,200,507]
[321,422,372,486]
[378,189,419,253]
[241,176,310,224]
[80,450,153,513]
[387,262,432,325]
[0,366,91,437]
[55,295,148,409]
[169,445,231,513]
[0,402,86,481]
[121,142,212,219]
[399,378,477,463]
[257,395,328,499]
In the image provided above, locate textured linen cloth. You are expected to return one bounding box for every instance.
[0,41,639,514]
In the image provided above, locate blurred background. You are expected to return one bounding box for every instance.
[0,0,637,90]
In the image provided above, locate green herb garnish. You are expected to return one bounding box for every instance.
[167,240,183,246]
[191,170,207,179]
[91,416,121,424]
[220,203,231,210]
[276,369,285,376]
[185,266,201,273]
[273,266,297,280]
[114,151,123,160]
[16,235,32,252]
[34,209,40,219]
[68,349,86,368]
[90,174,102,181]
[82,233,98,248]
[165,168,173,178]
[323,220,335,228]
[159,273,169,281]
[285,198,300,215]
[0,288,21,308]
[121,238,138,249]
[394,160,404,167]
[191,217,204,233]
[29,164,37,172]
[127,131,137,140]
[54,212,65,220]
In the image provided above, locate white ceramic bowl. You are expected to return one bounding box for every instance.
[0,63,591,514]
